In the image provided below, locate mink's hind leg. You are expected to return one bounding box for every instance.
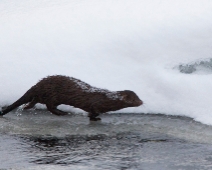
[46,104,68,116]
[23,99,37,110]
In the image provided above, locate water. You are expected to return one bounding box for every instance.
[1,111,212,169]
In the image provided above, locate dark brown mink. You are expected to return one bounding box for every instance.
[0,75,143,121]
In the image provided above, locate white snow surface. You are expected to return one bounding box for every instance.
[1,0,212,125]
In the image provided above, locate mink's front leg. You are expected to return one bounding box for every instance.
[88,102,102,121]
[88,113,101,121]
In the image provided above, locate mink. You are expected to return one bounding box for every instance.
[0,75,143,121]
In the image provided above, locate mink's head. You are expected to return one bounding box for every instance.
[119,90,143,107]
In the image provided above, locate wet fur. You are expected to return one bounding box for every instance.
[0,75,143,121]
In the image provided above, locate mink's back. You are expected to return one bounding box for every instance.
[34,75,118,97]
[31,75,118,107]
[34,75,76,93]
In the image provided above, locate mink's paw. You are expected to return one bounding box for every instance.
[90,117,101,121]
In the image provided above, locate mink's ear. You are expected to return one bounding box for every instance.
[117,91,129,100]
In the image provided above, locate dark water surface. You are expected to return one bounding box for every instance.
[1,111,212,170]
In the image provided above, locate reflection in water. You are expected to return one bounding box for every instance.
[15,133,212,170]
[20,133,171,169]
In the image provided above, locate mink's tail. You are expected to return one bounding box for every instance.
[0,87,35,116]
